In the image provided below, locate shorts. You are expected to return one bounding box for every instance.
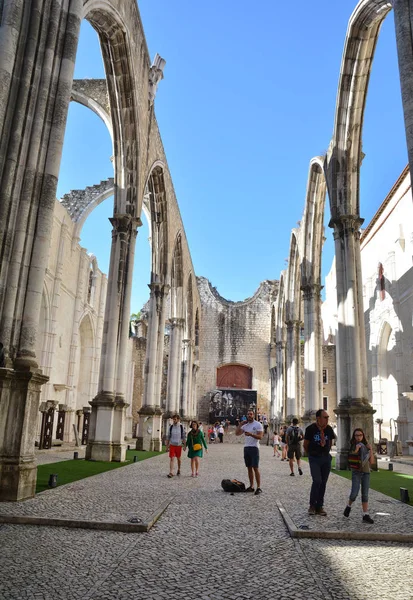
[169,445,182,459]
[287,445,301,460]
[244,446,260,468]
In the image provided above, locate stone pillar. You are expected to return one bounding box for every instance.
[394,0,413,180]
[285,320,300,419]
[88,215,139,462]
[166,318,184,415]
[153,284,170,408]
[0,369,48,501]
[135,283,167,451]
[330,216,375,469]
[180,339,190,419]
[301,284,323,424]
[275,341,286,421]
[0,1,82,500]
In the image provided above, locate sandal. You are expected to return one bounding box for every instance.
[177,470,181,476]
[167,473,174,478]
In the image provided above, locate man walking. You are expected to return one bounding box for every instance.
[166,414,186,478]
[304,409,336,515]
[286,418,304,476]
[235,409,264,495]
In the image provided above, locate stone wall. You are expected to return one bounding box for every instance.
[196,276,278,422]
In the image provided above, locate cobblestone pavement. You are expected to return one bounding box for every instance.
[1,443,412,600]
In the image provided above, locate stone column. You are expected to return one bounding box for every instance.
[275,341,286,421]
[180,339,191,419]
[136,283,167,451]
[88,215,139,461]
[330,216,375,469]
[0,1,82,501]
[112,221,140,461]
[285,320,300,419]
[301,284,323,425]
[0,369,48,501]
[166,318,184,415]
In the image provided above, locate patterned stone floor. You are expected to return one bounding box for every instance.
[1,443,412,599]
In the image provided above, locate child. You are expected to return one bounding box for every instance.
[343,428,375,524]
[272,431,281,457]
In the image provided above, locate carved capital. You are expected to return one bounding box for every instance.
[329,215,364,240]
[301,283,323,301]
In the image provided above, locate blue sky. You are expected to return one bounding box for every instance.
[58,1,408,312]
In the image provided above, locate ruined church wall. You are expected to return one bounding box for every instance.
[196,277,275,422]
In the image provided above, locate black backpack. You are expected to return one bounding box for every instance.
[221,479,246,493]
[288,426,300,446]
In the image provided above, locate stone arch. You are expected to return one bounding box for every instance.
[325,0,393,218]
[83,2,141,218]
[286,231,301,323]
[76,312,96,410]
[301,157,327,289]
[146,165,169,284]
[71,82,113,140]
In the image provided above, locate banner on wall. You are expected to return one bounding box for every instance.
[208,389,257,424]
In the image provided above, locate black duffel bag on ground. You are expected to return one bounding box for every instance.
[221,479,246,493]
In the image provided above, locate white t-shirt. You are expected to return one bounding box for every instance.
[241,420,263,448]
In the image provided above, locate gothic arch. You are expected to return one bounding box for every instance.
[325,0,393,218]
[82,2,141,218]
[146,165,169,285]
[301,157,327,289]
[285,231,301,323]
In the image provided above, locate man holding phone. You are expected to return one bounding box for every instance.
[235,409,264,495]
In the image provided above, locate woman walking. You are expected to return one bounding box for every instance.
[187,420,208,477]
[343,428,375,524]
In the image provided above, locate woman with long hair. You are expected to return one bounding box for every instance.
[186,420,208,477]
[343,428,375,524]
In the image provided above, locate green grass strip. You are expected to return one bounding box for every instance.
[302,457,413,504]
[36,448,166,494]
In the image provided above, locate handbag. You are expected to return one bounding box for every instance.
[193,442,202,451]
[348,451,361,471]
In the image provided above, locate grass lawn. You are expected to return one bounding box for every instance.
[36,448,166,494]
[302,457,413,505]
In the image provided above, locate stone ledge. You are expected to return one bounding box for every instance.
[276,500,413,543]
[0,496,173,533]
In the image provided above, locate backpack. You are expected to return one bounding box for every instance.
[288,426,300,446]
[169,424,184,439]
[221,479,246,493]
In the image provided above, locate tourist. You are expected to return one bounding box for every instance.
[217,423,224,443]
[166,414,186,478]
[235,409,264,495]
[272,430,281,457]
[280,427,288,461]
[343,428,375,524]
[304,409,336,515]
[286,418,304,476]
[187,420,208,477]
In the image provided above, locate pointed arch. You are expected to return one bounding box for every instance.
[145,165,168,285]
[301,157,327,289]
[83,3,141,218]
[325,0,393,218]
